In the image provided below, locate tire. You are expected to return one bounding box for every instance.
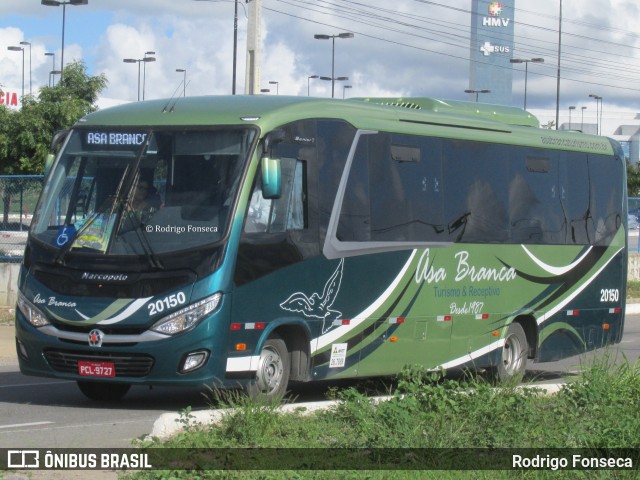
[245,336,290,401]
[77,381,131,401]
[492,322,528,383]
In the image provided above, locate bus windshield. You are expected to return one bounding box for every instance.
[31,127,256,256]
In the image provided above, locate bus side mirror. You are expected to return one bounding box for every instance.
[45,128,70,176]
[260,129,285,199]
[261,156,281,199]
[44,153,55,175]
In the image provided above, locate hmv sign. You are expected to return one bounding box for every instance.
[482,2,512,27]
[469,0,515,106]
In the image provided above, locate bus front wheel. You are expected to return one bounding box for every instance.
[492,322,528,383]
[246,336,290,401]
[77,381,131,401]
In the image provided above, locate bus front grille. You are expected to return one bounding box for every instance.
[43,349,155,377]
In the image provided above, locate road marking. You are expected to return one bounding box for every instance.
[0,421,54,429]
[0,380,73,389]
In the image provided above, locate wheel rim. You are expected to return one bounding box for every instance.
[255,345,284,394]
[502,333,524,376]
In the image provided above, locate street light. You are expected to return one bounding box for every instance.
[7,46,25,102]
[343,85,352,99]
[176,69,187,97]
[589,94,603,135]
[45,52,55,86]
[314,32,354,98]
[50,70,62,87]
[581,106,587,131]
[194,0,239,95]
[319,76,349,97]
[20,41,32,96]
[41,0,89,81]
[123,56,156,101]
[260,88,270,94]
[510,57,544,110]
[307,75,318,96]
[464,89,490,102]
[269,81,279,95]
[568,106,575,130]
[142,51,155,101]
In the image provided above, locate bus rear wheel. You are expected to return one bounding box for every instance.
[77,381,131,401]
[492,322,528,383]
[245,336,290,401]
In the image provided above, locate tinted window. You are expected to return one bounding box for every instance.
[337,132,446,243]
[318,120,357,239]
[331,133,622,251]
[337,134,371,241]
[589,153,623,245]
[508,148,563,244]
[443,140,509,243]
[561,152,590,244]
[244,158,307,233]
[371,134,444,241]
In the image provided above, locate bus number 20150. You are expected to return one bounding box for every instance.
[600,289,620,302]
[148,292,187,315]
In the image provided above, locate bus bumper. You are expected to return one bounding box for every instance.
[14,310,247,389]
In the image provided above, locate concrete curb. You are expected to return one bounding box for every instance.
[149,385,565,441]
[150,398,364,439]
[626,303,640,315]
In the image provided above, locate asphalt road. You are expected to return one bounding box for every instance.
[0,314,638,449]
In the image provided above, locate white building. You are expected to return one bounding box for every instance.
[530,107,640,165]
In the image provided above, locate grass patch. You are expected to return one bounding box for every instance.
[123,358,640,479]
[627,280,640,299]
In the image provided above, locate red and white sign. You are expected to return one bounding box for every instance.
[0,90,20,108]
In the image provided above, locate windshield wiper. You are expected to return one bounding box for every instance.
[115,204,164,270]
[107,131,164,270]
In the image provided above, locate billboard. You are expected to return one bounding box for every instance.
[469,0,515,106]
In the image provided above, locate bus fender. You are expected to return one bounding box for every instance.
[254,317,313,382]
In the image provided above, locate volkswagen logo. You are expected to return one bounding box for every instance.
[88,329,104,348]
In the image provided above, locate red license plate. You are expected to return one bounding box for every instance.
[78,360,116,378]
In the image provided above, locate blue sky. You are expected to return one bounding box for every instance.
[2,0,640,121]
[4,10,110,69]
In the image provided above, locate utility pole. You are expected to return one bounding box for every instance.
[245,0,262,95]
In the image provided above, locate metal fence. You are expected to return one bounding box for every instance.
[1,177,640,262]
[0,175,44,262]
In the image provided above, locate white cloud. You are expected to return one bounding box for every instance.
[2,0,640,112]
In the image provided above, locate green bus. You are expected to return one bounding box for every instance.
[15,96,627,400]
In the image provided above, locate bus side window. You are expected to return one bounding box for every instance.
[589,154,623,245]
[245,158,307,233]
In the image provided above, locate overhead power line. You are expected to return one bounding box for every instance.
[264,0,640,94]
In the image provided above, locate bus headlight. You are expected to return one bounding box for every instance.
[150,293,222,335]
[17,292,50,328]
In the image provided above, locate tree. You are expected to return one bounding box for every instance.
[627,159,640,198]
[0,61,107,224]
[1,60,108,175]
